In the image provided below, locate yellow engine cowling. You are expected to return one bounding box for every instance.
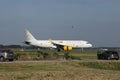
[63,46,72,51]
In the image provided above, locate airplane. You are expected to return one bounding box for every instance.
[24,29,92,51]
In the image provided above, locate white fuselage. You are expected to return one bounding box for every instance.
[30,40,92,48]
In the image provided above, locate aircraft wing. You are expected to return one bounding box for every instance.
[52,42,65,49]
[51,41,72,51]
[49,39,65,49]
[49,39,72,51]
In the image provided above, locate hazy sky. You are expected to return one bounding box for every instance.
[0,0,120,47]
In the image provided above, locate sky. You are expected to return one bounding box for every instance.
[0,0,120,47]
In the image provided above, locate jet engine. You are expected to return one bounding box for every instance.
[63,46,72,51]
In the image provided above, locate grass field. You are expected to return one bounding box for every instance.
[14,49,98,60]
[14,48,120,60]
[0,61,120,80]
[0,49,120,80]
